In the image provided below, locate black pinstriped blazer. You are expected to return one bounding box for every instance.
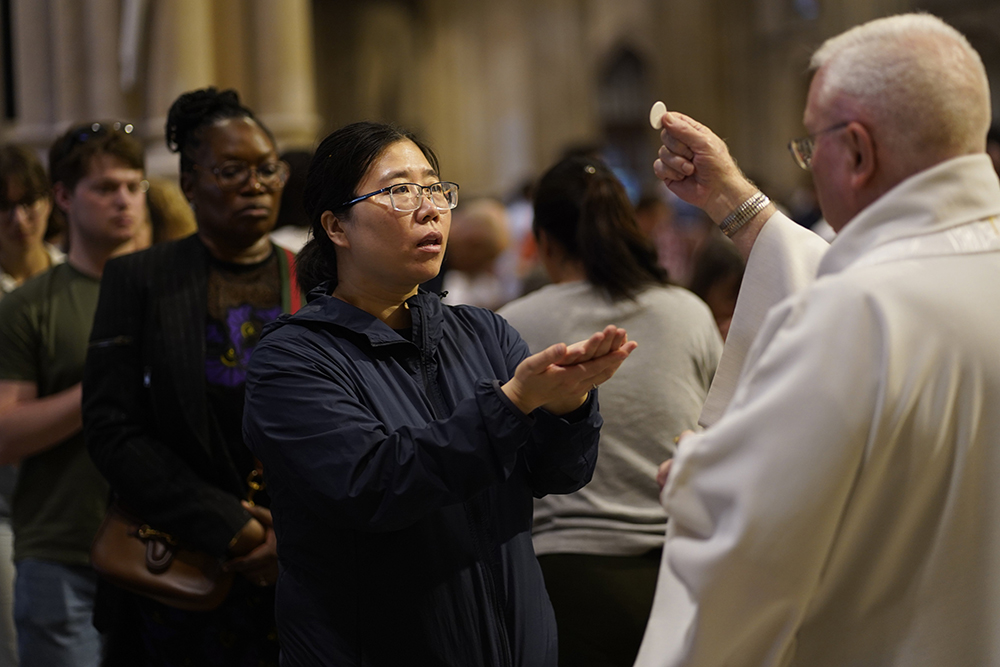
[82,233,299,557]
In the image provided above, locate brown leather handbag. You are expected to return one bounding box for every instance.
[89,503,234,612]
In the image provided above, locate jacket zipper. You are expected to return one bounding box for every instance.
[418,337,512,667]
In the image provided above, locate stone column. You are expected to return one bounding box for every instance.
[655,0,723,132]
[5,0,55,146]
[480,0,534,195]
[720,0,812,200]
[529,0,595,172]
[47,0,86,129]
[250,0,320,149]
[821,0,912,35]
[352,3,412,124]
[435,0,488,192]
[80,0,127,121]
[143,0,216,176]
[211,0,251,97]
[408,0,466,184]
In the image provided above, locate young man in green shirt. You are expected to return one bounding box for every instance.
[0,123,146,667]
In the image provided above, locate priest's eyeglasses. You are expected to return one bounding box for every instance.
[788,122,850,170]
[339,181,460,212]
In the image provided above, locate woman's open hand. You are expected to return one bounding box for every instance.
[502,325,638,415]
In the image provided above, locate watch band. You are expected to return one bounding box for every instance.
[720,191,770,238]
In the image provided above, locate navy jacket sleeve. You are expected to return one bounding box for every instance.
[522,392,601,498]
[489,311,602,497]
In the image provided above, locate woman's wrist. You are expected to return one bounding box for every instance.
[501,378,535,415]
[541,391,589,416]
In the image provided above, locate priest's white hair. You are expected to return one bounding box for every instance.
[811,13,990,165]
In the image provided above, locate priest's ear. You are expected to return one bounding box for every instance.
[844,121,877,190]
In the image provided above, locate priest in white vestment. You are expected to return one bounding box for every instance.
[638,13,1000,667]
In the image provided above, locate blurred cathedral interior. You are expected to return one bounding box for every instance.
[1,0,999,234]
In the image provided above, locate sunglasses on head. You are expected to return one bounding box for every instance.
[53,121,137,163]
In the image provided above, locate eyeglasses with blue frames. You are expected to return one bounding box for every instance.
[193,159,290,193]
[788,122,851,170]
[338,181,460,212]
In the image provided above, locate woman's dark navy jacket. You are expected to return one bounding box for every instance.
[242,288,602,667]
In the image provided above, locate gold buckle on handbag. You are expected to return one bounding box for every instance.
[245,468,265,506]
[136,525,177,545]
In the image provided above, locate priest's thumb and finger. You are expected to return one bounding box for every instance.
[652,106,758,224]
[657,429,695,493]
[657,459,673,492]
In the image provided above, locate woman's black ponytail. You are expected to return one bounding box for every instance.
[533,156,668,300]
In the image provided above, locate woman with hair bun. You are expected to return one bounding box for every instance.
[83,87,298,665]
[498,156,722,667]
[242,121,637,666]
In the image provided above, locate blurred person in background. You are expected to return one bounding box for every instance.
[987,123,1000,176]
[442,197,511,309]
[496,178,539,301]
[635,193,714,287]
[687,237,745,340]
[0,144,65,667]
[270,149,313,253]
[129,177,198,251]
[0,146,62,297]
[498,155,722,666]
[0,122,145,667]
[143,177,197,246]
[634,193,672,240]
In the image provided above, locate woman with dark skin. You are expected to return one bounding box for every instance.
[242,122,637,666]
[84,88,297,666]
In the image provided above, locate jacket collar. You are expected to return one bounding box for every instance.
[265,286,445,355]
[818,154,1000,278]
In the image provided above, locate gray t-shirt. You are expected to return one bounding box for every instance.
[499,281,722,556]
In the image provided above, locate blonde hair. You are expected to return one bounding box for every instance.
[145,178,197,244]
